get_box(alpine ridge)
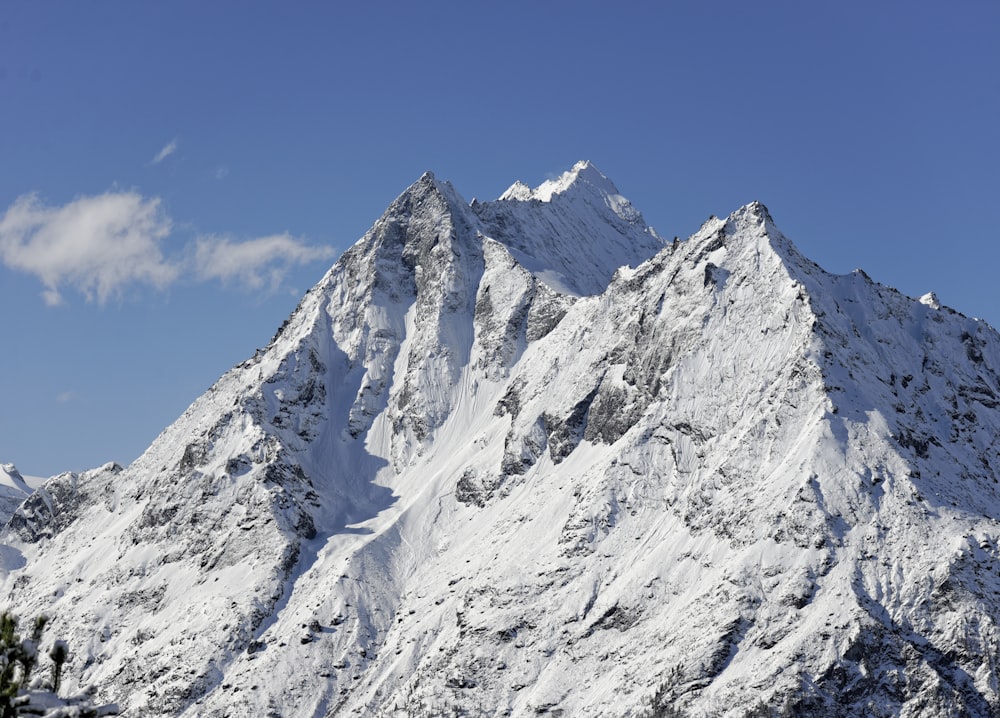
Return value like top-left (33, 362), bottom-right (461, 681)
top-left (4, 163), bottom-right (1000, 717)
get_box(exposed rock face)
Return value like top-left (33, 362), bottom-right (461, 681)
top-left (3, 164), bottom-right (1000, 717)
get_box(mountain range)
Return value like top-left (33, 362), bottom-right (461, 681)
top-left (3, 161), bottom-right (1000, 717)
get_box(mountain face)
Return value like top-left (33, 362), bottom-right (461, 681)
top-left (0, 463), bottom-right (41, 525)
top-left (3, 162), bottom-right (1000, 717)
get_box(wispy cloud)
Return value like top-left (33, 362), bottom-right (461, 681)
top-left (0, 190), bottom-right (335, 305)
top-left (151, 139), bottom-right (178, 165)
top-left (56, 391), bottom-right (76, 404)
top-left (214, 166), bottom-right (229, 180)
top-left (193, 233), bottom-right (335, 292)
top-left (0, 191), bottom-right (177, 305)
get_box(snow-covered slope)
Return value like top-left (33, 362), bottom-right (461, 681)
top-left (3, 165), bottom-right (1000, 717)
top-left (0, 462), bottom-right (40, 525)
top-left (1, 462), bottom-right (32, 496)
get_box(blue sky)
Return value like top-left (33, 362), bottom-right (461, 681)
top-left (1, 1), bottom-right (997, 476)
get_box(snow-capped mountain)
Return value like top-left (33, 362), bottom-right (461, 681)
top-left (3, 162), bottom-right (1000, 717)
top-left (0, 463), bottom-right (41, 524)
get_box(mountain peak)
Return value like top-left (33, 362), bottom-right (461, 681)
top-left (499, 160), bottom-right (621, 203)
top-left (494, 161), bottom-right (647, 247)
top-left (477, 162), bottom-right (661, 295)
top-left (534, 159), bottom-right (619, 202)
top-left (745, 199), bottom-right (772, 221)
top-left (498, 180), bottom-right (532, 201)
top-left (0, 463), bottom-right (29, 494)
top-left (724, 200), bottom-right (775, 231)
top-left (0, 462), bottom-right (33, 525)
top-left (401, 169), bottom-right (465, 207)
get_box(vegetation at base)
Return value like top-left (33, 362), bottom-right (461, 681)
top-left (1, 610), bottom-right (118, 717)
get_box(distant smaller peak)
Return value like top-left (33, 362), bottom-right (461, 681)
top-left (497, 161), bottom-right (621, 203)
top-left (920, 292), bottom-right (941, 310)
top-left (0, 462), bottom-right (30, 494)
top-left (535, 160), bottom-right (619, 202)
top-left (499, 180), bottom-right (533, 202)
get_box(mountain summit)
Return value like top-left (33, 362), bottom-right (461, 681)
top-left (4, 165), bottom-right (1000, 717)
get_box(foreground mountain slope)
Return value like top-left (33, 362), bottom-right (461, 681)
top-left (3, 165), bottom-right (1000, 717)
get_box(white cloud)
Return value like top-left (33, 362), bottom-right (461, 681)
top-left (0, 191), bottom-right (336, 304)
top-left (56, 391), bottom-right (76, 404)
top-left (193, 233), bottom-right (335, 292)
top-left (0, 191), bottom-right (177, 305)
top-left (214, 166), bottom-right (229, 180)
top-left (151, 139), bottom-right (178, 165)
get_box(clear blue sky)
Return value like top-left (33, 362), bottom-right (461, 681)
top-left (1, 1), bottom-right (997, 476)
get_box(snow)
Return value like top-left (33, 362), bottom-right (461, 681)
top-left (0, 462), bottom-right (45, 526)
top-left (523, 160), bottom-right (616, 203)
top-left (1, 462), bottom-right (36, 494)
top-left (476, 162), bottom-right (663, 296)
top-left (498, 180), bottom-right (533, 202)
top-left (3, 166), bottom-right (1000, 717)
